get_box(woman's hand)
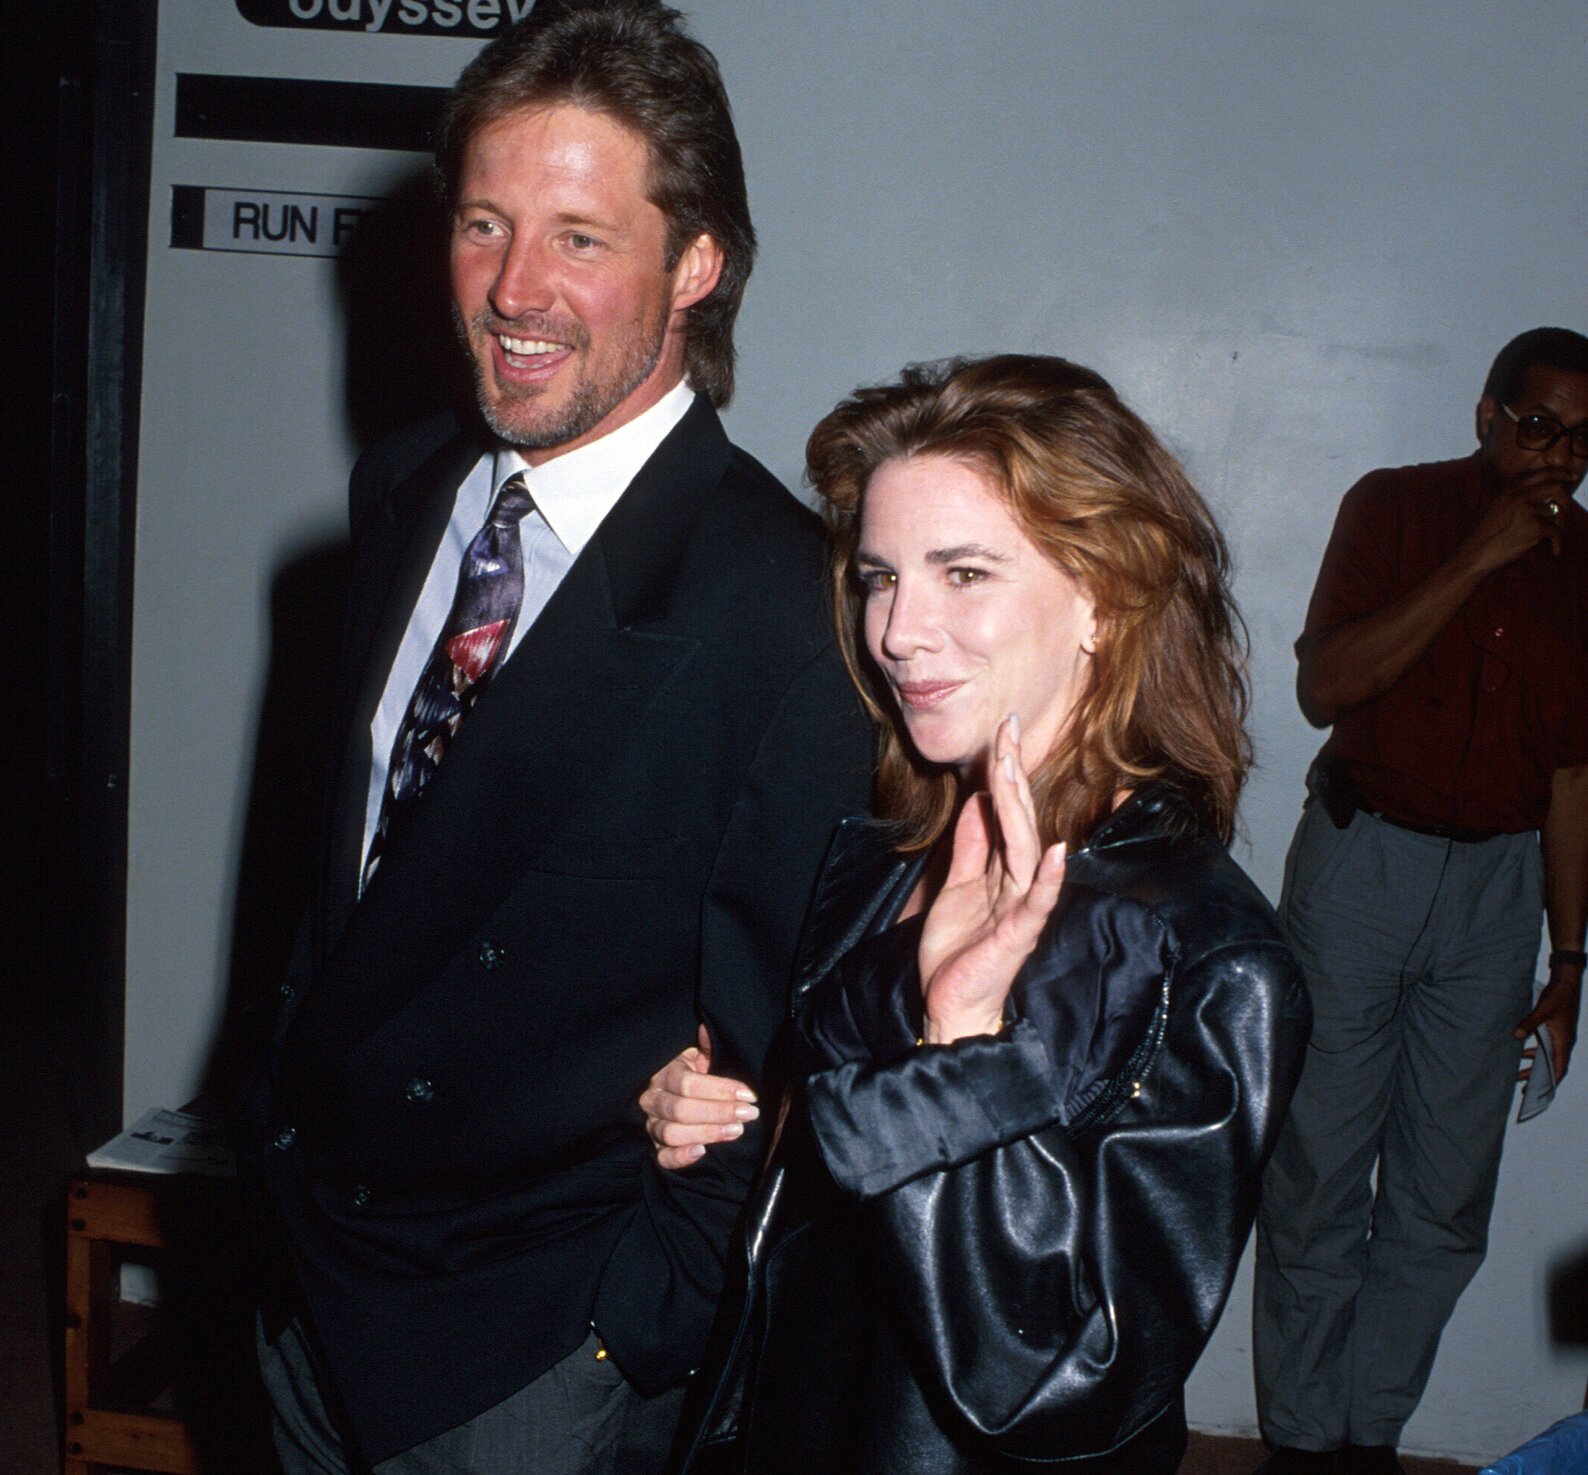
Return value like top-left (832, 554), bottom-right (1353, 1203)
top-left (637, 1025), bottom-right (760, 1169)
top-left (918, 717), bottom-right (1067, 1045)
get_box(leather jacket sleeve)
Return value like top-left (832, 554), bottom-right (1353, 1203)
top-left (797, 899), bottom-right (1309, 1464)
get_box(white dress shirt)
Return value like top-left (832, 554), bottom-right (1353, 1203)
top-left (360, 381), bottom-right (696, 868)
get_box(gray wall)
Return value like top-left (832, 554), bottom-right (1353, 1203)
top-left (126, 1), bottom-right (1587, 1462)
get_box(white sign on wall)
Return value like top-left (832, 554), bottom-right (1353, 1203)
top-left (172, 186), bottom-right (383, 257)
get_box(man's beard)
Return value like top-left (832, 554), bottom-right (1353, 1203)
top-left (456, 305), bottom-right (670, 453)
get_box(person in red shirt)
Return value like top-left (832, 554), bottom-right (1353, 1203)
top-left (1252, 327), bottom-right (1588, 1475)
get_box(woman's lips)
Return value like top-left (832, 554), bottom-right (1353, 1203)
top-left (893, 680), bottom-right (964, 711)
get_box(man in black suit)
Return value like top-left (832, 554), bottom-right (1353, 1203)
top-left (242, 6), bottom-right (872, 1472)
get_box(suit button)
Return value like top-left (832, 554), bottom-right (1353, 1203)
top-left (405, 1077), bottom-right (435, 1104)
top-left (272, 1126), bottom-right (298, 1150)
top-left (478, 940), bottom-right (505, 970)
top-left (352, 1185), bottom-right (371, 1207)
top-left (279, 982), bottom-right (296, 999)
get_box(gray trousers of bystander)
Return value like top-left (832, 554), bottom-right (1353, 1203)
top-left (1253, 800), bottom-right (1541, 1451)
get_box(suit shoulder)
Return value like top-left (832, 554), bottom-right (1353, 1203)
top-left (690, 443), bottom-right (828, 591)
top-left (353, 411), bottom-right (464, 482)
top-left (719, 444), bottom-right (823, 534)
top-left (349, 412), bottom-right (468, 516)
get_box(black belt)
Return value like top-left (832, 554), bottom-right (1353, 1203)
top-left (1359, 808), bottom-right (1504, 845)
top-left (1303, 760), bottom-right (1505, 844)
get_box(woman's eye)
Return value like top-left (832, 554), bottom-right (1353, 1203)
top-left (948, 567), bottom-right (987, 586)
top-left (858, 568), bottom-right (896, 591)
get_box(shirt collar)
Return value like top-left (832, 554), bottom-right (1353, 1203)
top-left (488, 380), bottom-right (696, 557)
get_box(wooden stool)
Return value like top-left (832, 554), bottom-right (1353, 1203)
top-left (64, 1176), bottom-right (203, 1475)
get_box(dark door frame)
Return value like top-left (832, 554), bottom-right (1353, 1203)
top-left (44, 0), bottom-right (159, 1151)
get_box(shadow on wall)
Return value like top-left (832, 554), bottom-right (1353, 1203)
top-left (203, 165), bottom-right (472, 1103)
top-left (212, 534), bottom-right (350, 1071)
top-left (1547, 1238), bottom-right (1588, 1408)
top-left (338, 164), bottom-right (474, 449)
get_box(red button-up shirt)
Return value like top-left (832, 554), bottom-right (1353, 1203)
top-left (1303, 453), bottom-right (1588, 833)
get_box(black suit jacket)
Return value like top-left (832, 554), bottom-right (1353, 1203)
top-left (242, 397), bottom-right (873, 1463)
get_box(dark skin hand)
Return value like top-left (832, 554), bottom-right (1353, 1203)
top-left (1515, 763), bottom-right (1588, 1084)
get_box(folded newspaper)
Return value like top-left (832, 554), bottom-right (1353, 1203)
top-left (86, 1107), bottom-right (236, 1177)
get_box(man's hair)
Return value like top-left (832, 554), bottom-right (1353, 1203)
top-left (807, 353), bottom-right (1252, 851)
top-left (1483, 327), bottom-right (1588, 404)
top-left (437, 0), bottom-right (755, 407)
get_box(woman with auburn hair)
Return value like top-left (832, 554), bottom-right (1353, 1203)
top-left (643, 355), bottom-right (1310, 1475)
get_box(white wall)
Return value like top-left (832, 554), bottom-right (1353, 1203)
top-left (126, 1), bottom-right (1588, 1463)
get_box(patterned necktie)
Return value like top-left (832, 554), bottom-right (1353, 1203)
top-left (362, 473), bottom-right (535, 893)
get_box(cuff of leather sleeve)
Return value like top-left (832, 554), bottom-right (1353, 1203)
top-left (805, 1019), bottom-right (1063, 1199)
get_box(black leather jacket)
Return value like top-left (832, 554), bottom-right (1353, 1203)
top-left (672, 786), bottom-right (1310, 1475)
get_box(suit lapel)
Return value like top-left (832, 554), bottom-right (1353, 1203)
top-left (595, 395), bottom-right (732, 627)
top-left (310, 398), bottom-right (730, 1051)
top-left (319, 429), bottom-right (486, 950)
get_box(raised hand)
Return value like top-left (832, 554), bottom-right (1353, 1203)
top-left (637, 1024), bottom-right (760, 1170)
top-left (918, 717), bottom-right (1067, 1045)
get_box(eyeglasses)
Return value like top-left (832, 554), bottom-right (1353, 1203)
top-left (1500, 402), bottom-right (1588, 458)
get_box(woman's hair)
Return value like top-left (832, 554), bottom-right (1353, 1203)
top-left (806, 353), bottom-right (1251, 850)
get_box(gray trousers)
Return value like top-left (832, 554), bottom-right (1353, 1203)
top-left (1253, 802), bottom-right (1540, 1450)
top-left (258, 1314), bottom-right (686, 1475)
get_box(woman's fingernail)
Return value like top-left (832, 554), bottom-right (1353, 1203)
top-left (1007, 712), bottom-right (1020, 741)
top-left (1003, 753), bottom-right (1016, 781)
top-left (723, 1122), bottom-right (745, 1139)
top-left (734, 1087), bottom-right (757, 1103)
top-left (686, 1144), bottom-right (706, 1161)
top-left (735, 1104), bottom-right (760, 1121)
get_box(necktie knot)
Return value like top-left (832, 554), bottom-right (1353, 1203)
top-left (489, 473), bottom-right (535, 528)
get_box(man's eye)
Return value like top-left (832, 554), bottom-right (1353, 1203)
top-left (461, 218), bottom-right (502, 239)
top-left (567, 233), bottom-right (600, 250)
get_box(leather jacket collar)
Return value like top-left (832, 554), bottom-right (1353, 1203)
top-left (792, 782), bottom-right (1205, 1012)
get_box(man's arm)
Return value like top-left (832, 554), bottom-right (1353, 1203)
top-left (591, 645), bottom-right (872, 1392)
top-left (1515, 763), bottom-right (1588, 1082)
top-left (1299, 484), bottom-right (1560, 728)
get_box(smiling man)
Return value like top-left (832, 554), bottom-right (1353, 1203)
top-left (241, 6), bottom-right (871, 1473)
top-left (1252, 327), bottom-right (1588, 1475)
top-left (449, 103), bottom-right (711, 456)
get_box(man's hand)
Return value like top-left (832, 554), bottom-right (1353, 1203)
top-left (1461, 481), bottom-right (1565, 567)
top-left (1515, 969), bottom-right (1582, 1084)
top-left (1531, 765), bottom-right (1588, 1086)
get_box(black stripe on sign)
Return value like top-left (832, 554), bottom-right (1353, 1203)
top-left (174, 73), bottom-right (448, 153)
top-left (170, 184), bottom-right (205, 249)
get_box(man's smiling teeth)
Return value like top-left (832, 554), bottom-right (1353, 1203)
top-left (498, 334), bottom-right (567, 355)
